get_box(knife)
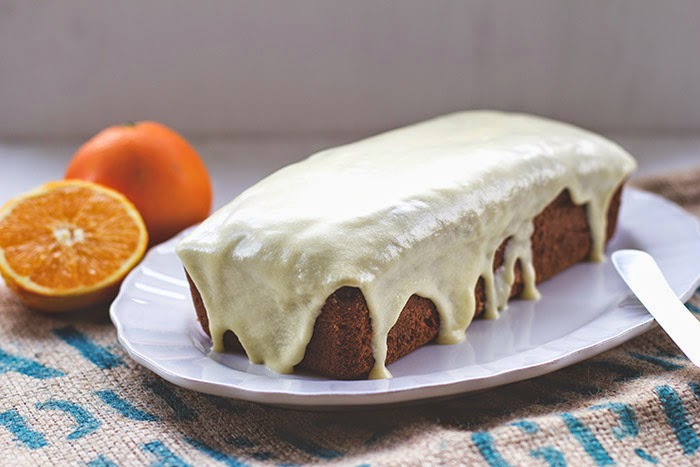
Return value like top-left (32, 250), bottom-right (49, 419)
top-left (612, 249), bottom-right (700, 368)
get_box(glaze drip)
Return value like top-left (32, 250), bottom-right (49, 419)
top-left (176, 111), bottom-right (636, 378)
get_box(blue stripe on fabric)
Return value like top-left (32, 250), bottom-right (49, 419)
top-left (87, 454), bottom-right (118, 467)
top-left (142, 440), bottom-right (191, 467)
top-left (557, 381), bottom-right (601, 396)
top-left (530, 447), bottom-right (566, 467)
top-left (204, 395), bottom-right (249, 414)
top-left (184, 437), bottom-right (250, 467)
top-left (36, 400), bottom-right (100, 440)
top-left (587, 360), bottom-right (642, 381)
top-left (250, 451), bottom-right (273, 461)
top-left (560, 413), bottom-right (613, 466)
top-left (654, 348), bottom-right (684, 359)
top-left (590, 402), bottom-right (638, 439)
top-left (0, 348), bottom-right (64, 379)
top-left (628, 352), bottom-right (684, 371)
top-left (531, 378), bottom-right (600, 400)
top-left (537, 394), bottom-right (569, 406)
top-left (145, 379), bottom-right (197, 420)
top-left (689, 382), bottom-right (700, 399)
top-left (655, 385), bottom-right (700, 455)
top-left (54, 326), bottom-right (123, 370)
top-left (96, 390), bottom-right (159, 421)
top-left (0, 409), bottom-right (48, 449)
top-left (364, 427), bottom-right (393, 446)
top-left (471, 431), bottom-right (510, 467)
top-left (228, 436), bottom-right (255, 448)
top-left (634, 448), bottom-right (659, 464)
top-left (686, 301), bottom-right (700, 315)
top-left (511, 420), bottom-right (539, 434)
top-left (279, 432), bottom-right (342, 460)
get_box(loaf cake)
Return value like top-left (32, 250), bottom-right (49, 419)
top-left (176, 111), bottom-right (636, 380)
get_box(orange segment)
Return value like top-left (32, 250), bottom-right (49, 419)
top-left (0, 180), bottom-right (148, 312)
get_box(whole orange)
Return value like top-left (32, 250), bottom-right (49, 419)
top-left (65, 121), bottom-right (212, 245)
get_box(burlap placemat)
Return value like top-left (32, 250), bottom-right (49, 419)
top-left (2, 169), bottom-right (700, 466)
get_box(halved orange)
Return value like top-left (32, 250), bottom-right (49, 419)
top-left (0, 180), bottom-right (148, 312)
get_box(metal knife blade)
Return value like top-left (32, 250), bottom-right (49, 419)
top-left (612, 249), bottom-right (700, 367)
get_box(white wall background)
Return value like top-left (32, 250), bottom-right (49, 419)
top-left (1, 1), bottom-right (700, 140)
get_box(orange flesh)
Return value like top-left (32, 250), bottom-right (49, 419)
top-left (0, 182), bottom-right (146, 293)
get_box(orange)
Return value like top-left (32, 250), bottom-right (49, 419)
top-left (65, 121), bottom-right (212, 246)
top-left (0, 180), bottom-right (148, 312)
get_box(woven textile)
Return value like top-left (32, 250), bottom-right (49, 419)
top-left (2, 170), bottom-right (700, 466)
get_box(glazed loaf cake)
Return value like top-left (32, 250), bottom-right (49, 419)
top-left (186, 188), bottom-right (622, 379)
top-left (176, 111), bottom-right (636, 380)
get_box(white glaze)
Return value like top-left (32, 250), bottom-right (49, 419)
top-left (176, 111), bottom-right (636, 378)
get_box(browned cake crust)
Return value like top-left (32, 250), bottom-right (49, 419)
top-left (187, 187), bottom-right (623, 379)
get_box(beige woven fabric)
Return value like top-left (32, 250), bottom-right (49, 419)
top-left (2, 171), bottom-right (700, 466)
top-left (632, 166), bottom-right (700, 218)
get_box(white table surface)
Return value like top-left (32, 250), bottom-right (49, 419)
top-left (1, 133), bottom-right (699, 212)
